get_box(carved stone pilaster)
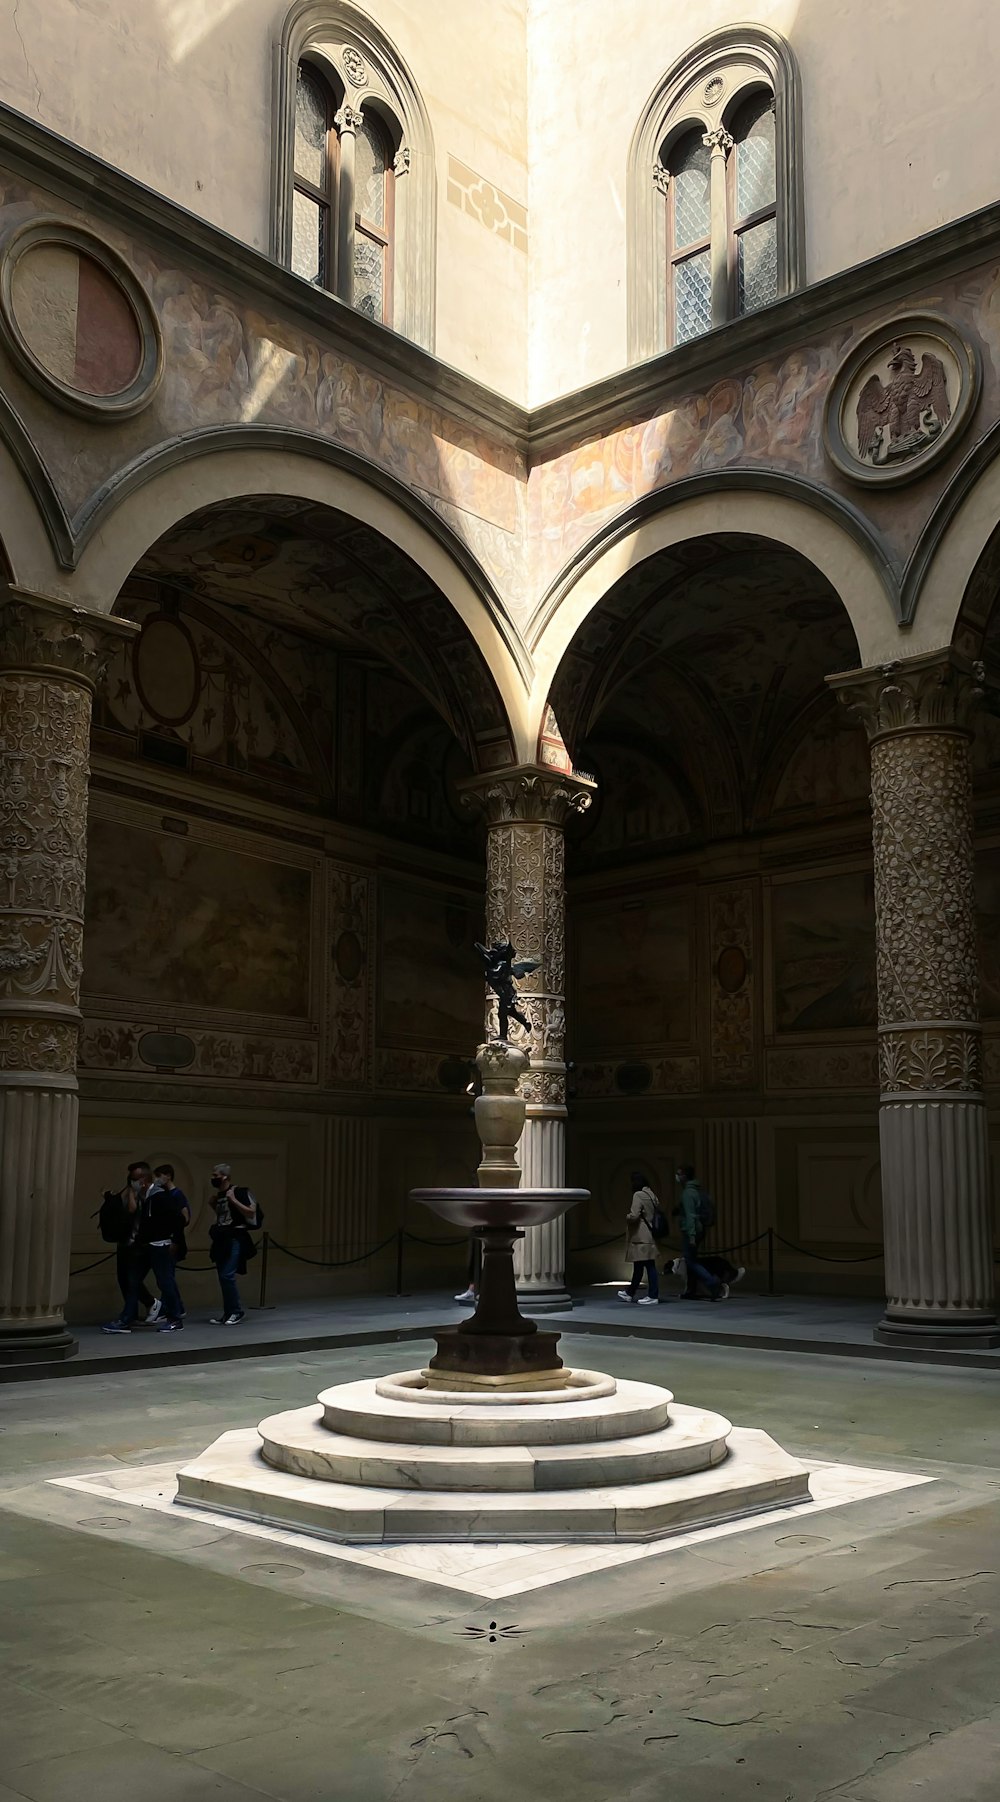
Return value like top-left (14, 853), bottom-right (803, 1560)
top-left (461, 765), bottom-right (594, 1309)
top-left (0, 593), bottom-right (134, 1362)
top-left (830, 650), bottom-right (998, 1346)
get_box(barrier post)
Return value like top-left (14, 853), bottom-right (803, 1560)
top-left (256, 1231), bottom-right (271, 1309)
top-left (767, 1225), bottom-right (775, 1296)
top-left (395, 1227), bottom-right (404, 1297)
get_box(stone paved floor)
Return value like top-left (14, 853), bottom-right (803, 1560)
top-left (27, 1287), bottom-right (997, 1384)
top-left (0, 1335), bottom-right (998, 1800)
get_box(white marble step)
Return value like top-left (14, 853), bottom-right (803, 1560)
top-left (258, 1400), bottom-right (730, 1492)
top-left (175, 1424), bottom-right (810, 1543)
top-left (318, 1375), bottom-right (673, 1447)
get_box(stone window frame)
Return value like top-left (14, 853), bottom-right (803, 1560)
top-left (272, 1), bottom-right (436, 349)
top-left (626, 26), bottom-right (803, 365)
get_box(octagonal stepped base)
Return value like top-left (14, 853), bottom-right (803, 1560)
top-left (175, 1422), bottom-right (809, 1543)
top-left (258, 1400), bottom-right (729, 1491)
top-left (320, 1373), bottom-right (669, 1446)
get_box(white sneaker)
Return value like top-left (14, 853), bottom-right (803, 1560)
top-left (145, 1299), bottom-right (162, 1324)
top-left (617, 1290), bottom-right (638, 1303)
top-left (637, 1296), bottom-right (659, 1306)
top-left (453, 1288), bottom-right (477, 1303)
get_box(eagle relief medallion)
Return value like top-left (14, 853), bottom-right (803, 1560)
top-left (824, 314), bottom-right (980, 487)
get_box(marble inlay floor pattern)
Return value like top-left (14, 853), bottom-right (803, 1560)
top-left (50, 1458), bottom-right (931, 1601)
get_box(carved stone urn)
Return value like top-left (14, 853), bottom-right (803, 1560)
top-left (474, 1039), bottom-right (528, 1187)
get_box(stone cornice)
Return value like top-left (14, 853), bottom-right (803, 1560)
top-left (4, 102), bottom-right (1000, 459)
top-left (828, 649), bottom-right (986, 741)
top-left (458, 764), bottom-right (596, 826)
top-left (0, 590), bottom-right (136, 688)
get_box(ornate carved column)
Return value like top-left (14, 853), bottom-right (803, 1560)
top-left (0, 593), bottom-right (131, 1362)
top-left (831, 650), bottom-right (999, 1347)
top-left (461, 765), bottom-right (594, 1311)
top-left (334, 103), bottom-right (362, 301)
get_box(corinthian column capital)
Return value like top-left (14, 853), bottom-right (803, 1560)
top-left (458, 763), bottom-right (595, 827)
top-left (827, 648), bottom-right (985, 742)
top-left (0, 591), bottom-right (135, 691)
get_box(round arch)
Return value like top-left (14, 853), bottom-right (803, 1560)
top-left (527, 484), bottom-right (894, 750)
top-left (68, 434), bottom-right (532, 761)
top-left (908, 430), bottom-right (1000, 652)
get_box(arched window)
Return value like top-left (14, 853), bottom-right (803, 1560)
top-left (729, 92), bottom-right (777, 318)
top-left (628, 27), bottom-right (802, 362)
top-left (273, 6), bottom-right (436, 349)
top-left (665, 130), bottom-right (712, 345)
top-left (292, 63), bottom-right (337, 290)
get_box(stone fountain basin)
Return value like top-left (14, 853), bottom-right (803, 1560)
top-left (410, 1187), bottom-right (589, 1229)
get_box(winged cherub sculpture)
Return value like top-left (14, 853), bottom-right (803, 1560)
top-left (855, 342), bottom-right (951, 466)
top-left (475, 940), bottom-right (541, 1042)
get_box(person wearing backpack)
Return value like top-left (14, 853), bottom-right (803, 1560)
top-left (675, 1166), bottom-right (728, 1302)
top-left (102, 1169), bottom-right (188, 1332)
top-left (208, 1163), bottom-right (262, 1325)
top-left (618, 1170), bottom-right (662, 1305)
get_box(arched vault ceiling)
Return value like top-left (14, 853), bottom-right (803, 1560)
top-left (127, 495), bottom-right (511, 760)
top-left (550, 534), bottom-right (857, 773)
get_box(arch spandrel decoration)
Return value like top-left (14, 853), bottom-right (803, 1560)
top-left (627, 25), bottom-right (803, 364)
top-left (272, 1), bottom-right (436, 349)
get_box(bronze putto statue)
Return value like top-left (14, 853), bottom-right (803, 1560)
top-left (474, 940), bottom-right (540, 1042)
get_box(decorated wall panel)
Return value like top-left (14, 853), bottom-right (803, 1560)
top-left (768, 869), bottom-right (877, 1035)
top-left (572, 890), bottom-right (694, 1056)
top-left (376, 878), bottom-right (483, 1058)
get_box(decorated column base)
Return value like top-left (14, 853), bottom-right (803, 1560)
top-left (0, 1081), bottom-right (80, 1363)
top-left (875, 1096), bottom-right (999, 1348)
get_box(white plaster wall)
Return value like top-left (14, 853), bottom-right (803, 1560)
top-left (527, 0), bottom-right (1000, 402)
top-left (0, 0), bottom-right (529, 397)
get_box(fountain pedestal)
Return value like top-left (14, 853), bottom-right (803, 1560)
top-left (412, 1039), bottom-right (586, 1389)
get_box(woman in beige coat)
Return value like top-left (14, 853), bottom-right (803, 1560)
top-left (618, 1169), bottom-right (660, 1304)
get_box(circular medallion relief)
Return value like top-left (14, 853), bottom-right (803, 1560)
top-left (342, 45), bottom-right (369, 86)
top-left (334, 930), bottom-right (365, 983)
top-left (134, 616), bottom-right (200, 726)
top-left (0, 219), bottom-right (162, 418)
top-left (824, 313), bottom-right (980, 487)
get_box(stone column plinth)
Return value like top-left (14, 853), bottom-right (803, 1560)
top-left (0, 593), bottom-right (132, 1363)
top-left (461, 765), bottom-right (594, 1311)
top-left (831, 650), bottom-right (999, 1348)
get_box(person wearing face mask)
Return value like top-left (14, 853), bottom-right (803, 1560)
top-left (99, 1161), bottom-right (162, 1326)
top-left (208, 1163), bottom-right (261, 1325)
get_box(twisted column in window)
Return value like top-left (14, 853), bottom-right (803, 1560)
top-left (461, 766), bottom-right (594, 1311)
top-left (831, 650), bottom-right (999, 1347)
top-left (0, 594), bottom-right (133, 1363)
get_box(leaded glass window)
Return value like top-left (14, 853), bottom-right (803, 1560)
top-left (289, 62), bottom-right (395, 325)
top-left (730, 92), bottom-right (777, 316)
top-left (665, 130), bottom-right (713, 347)
top-left (353, 111), bottom-right (393, 326)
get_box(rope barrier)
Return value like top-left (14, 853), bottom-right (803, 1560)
top-left (403, 1230), bottom-right (468, 1248)
top-left (68, 1251), bottom-right (116, 1276)
top-left (266, 1231), bottom-right (398, 1270)
top-left (772, 1232), bottom-right (884, 1264)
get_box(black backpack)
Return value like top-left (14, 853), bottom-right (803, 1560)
top-left (651, 1200), bottom-right (668, 1238)
top-left (696, 1188), bottom-right (716, 1233)
top-left (98, 1191), bottom-right (128, 1243)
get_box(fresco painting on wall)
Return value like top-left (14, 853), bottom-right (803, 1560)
top-left (574, 894), bottom-right (692, 1053)
top-left (84, 819), bottom-right (312, 1018)
top-left (771, 872), bottom-right (877, 1033)
top-left (378, 880), bottom-right (483, 1051)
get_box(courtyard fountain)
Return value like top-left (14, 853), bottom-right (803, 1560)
top-left (176, 948), bottom-right (810, 1543)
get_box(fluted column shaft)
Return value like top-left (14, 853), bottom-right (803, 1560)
top-left (0, 593), bottom-right (132, 1362)
top-left (831, 650), bottom-right (999, 1347)
top-left (461, 765), bottom-right (594, 1310)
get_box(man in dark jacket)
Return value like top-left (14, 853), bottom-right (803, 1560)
top-left (102, 1171), bottom-right (188, 1332)
top-left (674, 1166), bottom-right (727, 1301)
